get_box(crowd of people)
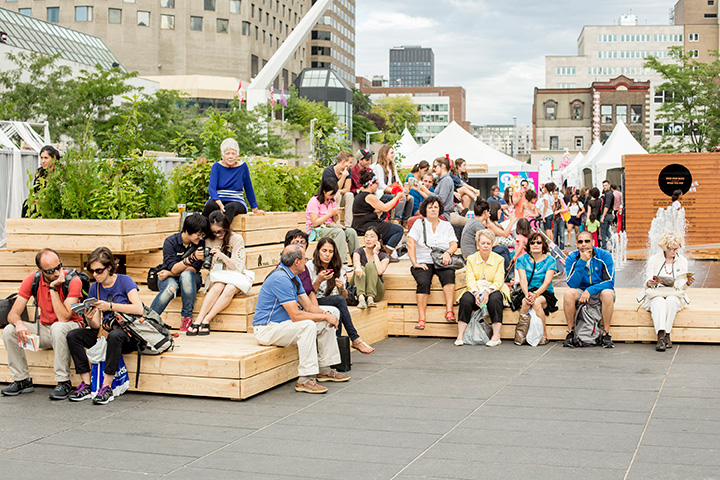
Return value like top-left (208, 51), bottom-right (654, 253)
top-left (2, 140), bottom-right (694, 403)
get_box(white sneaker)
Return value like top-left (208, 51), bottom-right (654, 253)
top-left (454, 339), bottom-right (463, 346)
top-left (486, 339), bottom-right (502, 347)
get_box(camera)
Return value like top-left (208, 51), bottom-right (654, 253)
top-left (202, 246), bottom-right (214, 269)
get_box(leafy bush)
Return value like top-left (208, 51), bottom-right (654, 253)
top-left (169, 158), bottom-right (322, 213)
top-left (28, 150), bottom-right (173, 219)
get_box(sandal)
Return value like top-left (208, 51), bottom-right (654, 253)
top-left (538, 337), bottom-right (548, 345)
top-left (186, 323), bottom-right (200, 336)
top-left (445, 311), bottom-right (456, 323)
top-left (353, 339), bottom-right (375, 354)
top-left (415, 319), bottom-right (426, 330)
top-left (367, 297), bottom-right (377, 308)
top-left (198, 323), bottom-right (211, 336)
top-left (358, 295), bottom-right (367, 309)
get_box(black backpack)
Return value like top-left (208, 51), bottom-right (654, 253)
top-left (31, 269), bottom-right (91, 301)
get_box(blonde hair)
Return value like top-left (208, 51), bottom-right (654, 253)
top-left (657, 231), bottom-right (683, 251)
top-left (476, 229), bottom-right (496, 245)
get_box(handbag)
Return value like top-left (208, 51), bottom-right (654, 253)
top-left (510, 260), bottom-right (535, 311)
top-left (0, 293), bottom-right (28, 328)
top-left (514, 313), bottom-right (531, 345)
top-left (422, 219), bottom-right (465, 270)
top-left (345, 283), bottom-right (359, 307)
top-left (147, 264), bottom-right (163, 292)
top-left (332, 335), bottom-right (352, 372)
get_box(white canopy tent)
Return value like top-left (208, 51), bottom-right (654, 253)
top-left (560, 152), bottom-right (583, 187)
top-left (565, 139), bottom-right (603, 188)
top-left (400, 121), bottom-right (528, 174)
top-left (394, 127), bottom-right (419, 159)
top-left (589, 121), bottom-right (647, 187)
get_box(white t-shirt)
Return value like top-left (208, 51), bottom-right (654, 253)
top-left (408, 218), bottom-right (458, 264)
top-left (305, 261), bottom-right (348, 298)
top-left (371, 163), bottom-right (397, 199)
top-left (539, 193), bottom-right (554, 217)
top-left (569, 203), bottom-right (580, 216)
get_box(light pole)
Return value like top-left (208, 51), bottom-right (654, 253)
top-left (366, 130), bottom-right (382, 150)
top-left (309, 118), bottom-right (317, 162)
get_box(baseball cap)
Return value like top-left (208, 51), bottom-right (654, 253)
top-left (355, 149), bottom-right (374, 161)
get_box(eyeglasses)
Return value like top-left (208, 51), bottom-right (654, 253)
top-left (577, 239), bottom-right (593, 244)
top-left (529, 241), bottom-right (543, 245)
top-left (42, 262), bottom-right (62, 275)
top-left (211, 228), bottom-right (226, 237)
top-left (290, 239), bottom-right (307, 247)
top-left (88, 266), bottom-right (109, 275)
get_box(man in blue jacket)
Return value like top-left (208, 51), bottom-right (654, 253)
top-left (563, 230), bottom-right (615, 348)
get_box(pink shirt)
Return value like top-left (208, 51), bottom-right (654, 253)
top-left (305, 196), bottom-right (337, 233)
top-left (613, 190), bottom-right (622, 211)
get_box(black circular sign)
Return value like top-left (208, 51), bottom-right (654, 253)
top-left (657, 164), bottom-right (692, 197)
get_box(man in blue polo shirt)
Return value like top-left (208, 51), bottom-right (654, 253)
top-left (253, 244), bottom-right (349, 394)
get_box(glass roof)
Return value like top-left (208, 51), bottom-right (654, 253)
top-left (298, 68), bottom-right (350, 90)
top-left (0, 7), bottom-right (124, 71)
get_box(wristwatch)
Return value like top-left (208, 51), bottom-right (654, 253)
top-left (48, 286), bottom-right (58, 291)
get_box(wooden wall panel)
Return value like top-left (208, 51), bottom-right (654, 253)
top-left (624, 153), bottom-right (720, 251)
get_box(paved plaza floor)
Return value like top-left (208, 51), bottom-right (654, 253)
top-left (2, 335), bottom-right (719, 479)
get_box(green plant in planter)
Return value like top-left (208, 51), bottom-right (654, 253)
top-left (169, 158), bottom-right (215, 212)
top-left (28, 150), bottom-right (172, 219)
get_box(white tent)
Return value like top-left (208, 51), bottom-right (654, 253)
top-left (400, 121), bottom-right (528, 174)
top-left (589, 121), bottom-right (647, 186)
top-left (560, 152), bottom-right (583, 187)
top-left (394, 127), bottom-right (419, 159)
top-left (566, 139), bottom-right (603, 188)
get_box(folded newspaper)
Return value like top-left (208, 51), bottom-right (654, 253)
top-left (70, 297), bottom-right (98, 316)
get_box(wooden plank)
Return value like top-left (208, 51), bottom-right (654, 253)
top-left (7, 234), bottom-right (123, 252)
top-left (120, 217), bottom-right (180, 235)
top-left (240, 360), bottom-right (299, 399)
top-left (241, 228), bottom-right (290, 247)
top-left (162, 313), bottom-right (249, 332)
top-left (231, 212), bottom-right (300, 232)
top-left (0, 250), bottom-right (84, 266)
top-left (384, 286), bottom-right (464, 305)
top-left (6, 218), bottom-right (124, 235)
top-left (245, 244), bottom-right (283, 269)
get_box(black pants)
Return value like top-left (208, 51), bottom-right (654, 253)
top-left (410, 264), bottom-right (455, 294)
top-left (202, 200), bottom-right (248, 223)
top-left (317, 294), bottom-right (359, 341)
top-left (458, 290), bottom-right (504, 324)
top-left (67, 328), bottom-right (138, 376)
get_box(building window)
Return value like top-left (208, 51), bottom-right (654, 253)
top-left (108, 8), bottom-right (122, 24)
top-left (705, 13), bottom-right (718, 18)
top-left (217, 18), bottom-right (229, 33)
top-left (616, 105), bottom-right (628, 124)
top-left (204, 0), bottom-right (215, 11)
top-left (161, 14), bottom-right (175, 30)
top-left (601, 105), bottom-right (613, 124)
top-left (160, 0), bottom-right (174, 7)
top-left (550, 136), bottom-right (559, 150)
top-left (18, 8), bottom-right (31, 16)
top-left (601, 131), bottom-right (611, 143)
top-left (312, 30), bottom-right (331, 41)
top-left (709, 0), bottom-right (715, 5)
top-left (689, 33), bottom-right (699, 42)
top-left (544, 100), bottom-right (557, 120)
top-left (242, 21), bottom-right (250, 35)
top-left (571, 100), bottom-right (584, 120)
top-left (47, 7), bottom-right (59, 23)
top-left (575, 137), bottom-right (584, 150)
top-left (255, 25), bottom-right (258, 39)
top-left (230, 0), bottom-right (241, 13)
top-left (137, 11), bottom-right (150, 26)
top-left (630, 105), bottom-right (642, 124)
top-left (190, 16), bottom-right (203, 31)
top-left (75, 6), bottom-right (93, 22)
top-left (688, 49), bottom-right (699, 57)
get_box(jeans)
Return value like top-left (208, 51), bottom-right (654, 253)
top-left (150, 270), bottom-right (203, 318)
top-left (492, 245), bottom-right (513, 283)
top-left (384, 223), bottom-right (404, 248)
top-left (553, 218), bottom-right (565, 249)
top-left (317, 294), bottom-right (359, 341)
top-left (600, 212), bottom-right (614, 250)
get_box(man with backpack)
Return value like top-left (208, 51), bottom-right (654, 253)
top-left (253, 244), bottom-right (348, 394)
top-left (1, 248), bottom-right (85, 399)
top-left (563, 231), bottom-right (616, 348)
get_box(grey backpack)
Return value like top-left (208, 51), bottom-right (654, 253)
top-left (572, 298), bottom-right (603, 347)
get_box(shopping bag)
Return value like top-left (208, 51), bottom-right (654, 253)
top-left (91, 356), bottom-right (130, 398)
top-left (526, 309), bottom-right (544, 347)
top-left (462, 307), bottom-right (490, 345)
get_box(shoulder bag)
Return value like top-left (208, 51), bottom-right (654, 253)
top-left (422, 219), bottom-right (465, 270)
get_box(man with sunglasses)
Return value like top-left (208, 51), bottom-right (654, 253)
top-left (563, 231), bottom-right (616, 348)
top-left (2, 249), bottom-right (83, 398)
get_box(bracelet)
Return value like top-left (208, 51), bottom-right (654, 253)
top-left (109, 302), bottom-right (113, 311)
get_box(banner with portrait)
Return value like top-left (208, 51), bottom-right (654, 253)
top-left (498, 172), bottom-right (539, 194)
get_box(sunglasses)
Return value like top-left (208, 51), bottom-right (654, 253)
top-left (42, 262), bottom-right (62, 275)
top-left (211, 228), bottom-right (226, 236)
top-left (88, 265), bottom-right (109, 275)
top-left (529, 241), bottom-right (543, 245)
top-left (577, 239), bottom-right (593, 244)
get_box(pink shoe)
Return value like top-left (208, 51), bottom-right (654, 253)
top-left (179, 316), bottom-right (192, 332)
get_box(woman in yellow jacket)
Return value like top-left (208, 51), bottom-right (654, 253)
top-left (455, 229), bottom-right (510, 346)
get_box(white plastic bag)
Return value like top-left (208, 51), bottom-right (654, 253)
top-left (86, 336), bottom-right (107, 364)
top-left (462, 307), bottom-right (490, 345)
top-left (526, 309), bottom-right (544, 347)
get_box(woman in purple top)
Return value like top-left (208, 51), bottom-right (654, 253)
top-left (202, 138), bottom-right (264, 223)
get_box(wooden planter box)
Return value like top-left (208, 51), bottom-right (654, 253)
top-left (5, 217), bottom-right (181, 254)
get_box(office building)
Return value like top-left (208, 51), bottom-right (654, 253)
top-left (310, 0), bottom-right (355, 85)
top-left (4, 0), bottom-right (313, 87)
top-left (472, 124), bottom-right (532, 158)
top-left (357, 76), bottom-right (468, 144)
top-left (389, 45), bottom-right (434, 87)
top-left (673, 0), bottom-right (719, 63)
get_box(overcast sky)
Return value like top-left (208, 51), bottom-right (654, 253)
top-left (355, 0), bottom-right (673, 126)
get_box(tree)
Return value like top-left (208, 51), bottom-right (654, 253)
top-left (283, 86), bottom-right (338, 136)
top-left (352, 88), bottom-right (372, 115)
top-left (645, 46), bottom-right (720, 152)
top-left (371, 95), bottom-right (420, 145)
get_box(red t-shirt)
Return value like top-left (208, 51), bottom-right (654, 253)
top-left (350, 164), bottom-right (368, 194)
top-left (18, 270), bottom-right (83, 325)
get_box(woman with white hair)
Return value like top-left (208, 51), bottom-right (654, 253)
top-left (642, 231), bottom-right (695, 351)
top-left (202, 138), bottom-right (264, 222)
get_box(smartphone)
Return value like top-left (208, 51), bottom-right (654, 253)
top-left (326, 269), bottom-right (333, 273)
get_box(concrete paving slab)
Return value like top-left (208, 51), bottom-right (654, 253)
top-left (0, 458), bottom-right (161, 480)
top-left (633, 445), bottom-right (720, 466)
top-left (626, 462), bottom-right (720, 480)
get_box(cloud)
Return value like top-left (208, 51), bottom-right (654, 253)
top-left (357, 12), bottom-right (437, 32)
